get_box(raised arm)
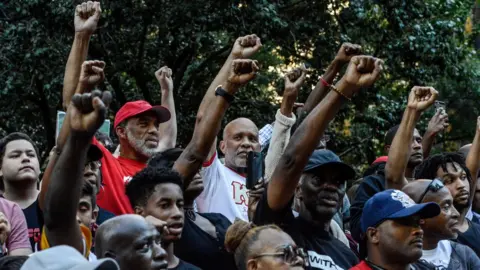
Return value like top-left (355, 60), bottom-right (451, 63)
top-left (63, 1), bottom-right (101, 109)
top-left (466, 117), bottom-right (480, 181)
top-left (40, 61), bottom-right (105, 210)
top-left (198, 35), bottom-right (262, 161)
top-left (155, 66), bottom-right (177, 151)
top-left (174, 60), bottom-right (259, 183)
top-left (264, 67), bottom-right (306, 181)
top-left (268, 56), bottom-right (383, 210)
top-left (422, 110), bottom-right (448, 158)
top-left (301, 43), bottom-right (361, 114)
top-left (44, 90), bottom-right (111, 253)
top-left (385, 87), bottom-right (438, 190)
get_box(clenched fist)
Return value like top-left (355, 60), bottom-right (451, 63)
top-left (284, 66), bottom-right (307, 98)
top-left (78, 60), bottom-right (105, 90)
top-left (340, 56), bottom-right (383, 95)
top-left (226, 59), bottom-right (259, 92)
top-left (231, 34), bottom-right (262, 59)
top-left (70, 90), bottom-right (112, 136)
top-left (335, 43), bottom-right (362, 64)
top-left (155, 66), bottom-right (173, 92)
top-left (75, 1), bottom-right (101, 34)
top-left (407, 86), bottom-right (438, 112)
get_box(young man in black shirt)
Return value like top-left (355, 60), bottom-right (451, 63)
top-left (254, 55), bottom-right (384, 269)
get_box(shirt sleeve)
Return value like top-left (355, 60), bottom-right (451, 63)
top-left (253, 187), bottom-right (293, 226)
top-left (200, 152), bottom-right (221, 196)
top-left (5, 203), bottom-right (31, 252)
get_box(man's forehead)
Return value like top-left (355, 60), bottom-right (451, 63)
top-left (413, 129), bottom-right (422, 138)
top-left (5, 140), bottom-right (35, 152)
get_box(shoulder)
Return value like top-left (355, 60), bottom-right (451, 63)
top-left (198, 212), bottom-right (231, 226)
top-left (179, 260), bottom-right (201, 270)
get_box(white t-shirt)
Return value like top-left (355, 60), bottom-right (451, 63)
top-left (196, 152), bottom-right (249, 222)
top-left (421, 240), bottom-right (452, 269)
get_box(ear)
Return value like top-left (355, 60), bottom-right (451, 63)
top-left (219, 140), bottom-right (226, 155)
top-left (92, 206), bottom-right (99, 224)
top-left (134, 206), bottom-right (145, 216)
top-left (295, 184), bottom-right (303, 201)
top-left (367, 228), bottom-right (380, 244)
top-left (246, 259), bottom-right (258, 270)
top-left (104, 250), bottom-right (117, 259)
top-left (115, 125), bottom-right (127, 140)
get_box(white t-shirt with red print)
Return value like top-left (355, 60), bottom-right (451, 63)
top-left (196, 152), bottom-right (249, 222)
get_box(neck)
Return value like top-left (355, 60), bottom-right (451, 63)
top-left (3, 180), bottom-right (38, 208)
top-left (422, 234), bottom-right (441, 250)
top-left (298, 208), bottom-right (331, 231)
top-left (405, 167), bottom-right (414, 179)
top-left (185, 201), bottom-right (194, 208)
top-left (368, 251), bottom-right (411, 270)
top-left (119, 142), bottom-right (149, 163)
top-left (165, 242), bottom-right (179, 268)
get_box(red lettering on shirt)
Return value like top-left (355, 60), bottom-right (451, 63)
top-left (28, 228), bottom-right (41, 243)
top-left (231, 181), bottom-right (249, 206)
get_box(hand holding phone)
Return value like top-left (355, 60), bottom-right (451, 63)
top-left (246, 151), bottom-right (263, 190)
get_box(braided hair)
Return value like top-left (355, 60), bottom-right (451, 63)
top-left (414, 152), bottom-right (472, 182)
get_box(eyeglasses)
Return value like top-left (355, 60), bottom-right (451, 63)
top-left (417, 178), bottom-right (444, 203)
top-left (252, 245), bottom-right (309, 267)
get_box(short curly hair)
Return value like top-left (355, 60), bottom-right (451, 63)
top-left (125, 166), bottom-right (183, 208)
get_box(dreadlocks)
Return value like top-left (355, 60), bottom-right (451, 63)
top-left (414, 152), bottom-right (472, 184)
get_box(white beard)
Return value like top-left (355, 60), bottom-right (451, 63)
top-left (126, 129), bottom-right (158, 158)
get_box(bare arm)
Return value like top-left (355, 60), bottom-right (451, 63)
top-left (199, 35), bottom-right (262, 160)
top-left (155, 67), bottom-right (177, 151)
top-left (301, 43), bottom-right (361, 114)
top-left (174, 60), bottom-right (258, 183)
top-left (268, 56), bottom-right (383, 210)
top-left (62, 1), bottom-right (101, 109)
top-left (44, 90), bottom-right (110, 253)
top-left (466, 117), bottom-right (480, 184)
top-left (385, 87), bottom-right (438, 190)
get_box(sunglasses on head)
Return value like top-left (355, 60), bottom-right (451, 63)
top-left (417, 178), bottom-right (444, 203)
top-left (252, 245), bottom-right (309, 267)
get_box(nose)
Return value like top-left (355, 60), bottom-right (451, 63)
top-left (291, 255), bottom-right (305, 267)
top-left (412, 225), bottom-right (424, 238)
top-left (147, 122), bottom-right (159, 134)
top-left (21, 153), bottom-right (31, 163)
top-left (412, 139), bottom-right (421, 150)
top-left (152, 242), bottom-right (168, 263)
top-left (76, 215), bottom-right (82, 224)
top-left (454, 177), bottom-right (467, 190)
top-left (171, 204), bottom-right (183, 221)
top-left (451, 205), bottom-right (461, 219)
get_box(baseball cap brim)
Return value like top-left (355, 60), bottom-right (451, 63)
top-left (387, 201), bottom-right (440, 221)
top-left (140, 105), bottom-right (171, 124)
top-left (305, 161), bottom-right (355, 181)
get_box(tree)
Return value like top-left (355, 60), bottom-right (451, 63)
top-left (1, 0), bottom-right (478, 175)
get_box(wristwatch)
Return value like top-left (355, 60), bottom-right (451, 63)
top-left (215, 85), bottom-right (235, 104)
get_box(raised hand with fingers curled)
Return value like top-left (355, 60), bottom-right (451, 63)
top-left (70, 90), bottom-right (112, 137)
top-left (407, 86), bottom-right (438, 112)
top-left (225, 59), bottom-right (259, 93)
top-left (77, 60), bottom-right (105, 93)
top-left (231, 34), bottom-right (263, 59)
top-left (75, 1), bottom-right (102, 34)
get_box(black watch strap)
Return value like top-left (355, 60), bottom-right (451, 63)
top-left (215, 86), bottom-right (235, 103)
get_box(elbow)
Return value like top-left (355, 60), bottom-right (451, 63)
top-left (195, 111), bottom-right (204, 126)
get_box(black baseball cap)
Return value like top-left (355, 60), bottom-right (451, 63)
top-left (303, 149), bottom-right (355, 180)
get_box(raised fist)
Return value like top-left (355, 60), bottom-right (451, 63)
top-left (335, 43), bottom-right (362, 64)
top-left (284, 66), bottom-right (307, 97)
top-left (231, 34), bottom-right (262, 59)
top-left (342, 55), bottom-right (383, 90)
top-left (79, 60), bottom-right (105, 89)
top-left (155, 66), bottom-right (173, 92)
top-left (407, 86), bottom-right (438, 112)
top-left (75, 1), bottom-right (101, 34)
top-left (0, 212), bottom-right (10, 245)
top-left (69, 90), bottom-right (111, 136)
top-left (226, 59), bottom-right (259, 91)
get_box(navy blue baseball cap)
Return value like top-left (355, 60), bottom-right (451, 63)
top-left (303, 149), bottom-right (355, 180)
top-left (361, 189), bottom-right (441, 233)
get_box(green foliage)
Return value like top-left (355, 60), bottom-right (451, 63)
top-left (1, 0), bottom-right (479, 175)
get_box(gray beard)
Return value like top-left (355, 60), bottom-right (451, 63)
top-left (126, 129), bottom-right (158, 158)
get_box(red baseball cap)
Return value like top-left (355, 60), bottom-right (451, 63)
top-left (114, 100), bottom-right (171, 128)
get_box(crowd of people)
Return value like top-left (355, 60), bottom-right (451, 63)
top-left (0, 2), bottom-right (479, 270)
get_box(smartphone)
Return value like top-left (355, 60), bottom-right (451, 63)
top-left (246, 151), bottom-right (263, 190)
top-left (435, 101), bottom-right (446, 114)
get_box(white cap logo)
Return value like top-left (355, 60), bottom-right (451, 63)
top-left (391, 190), bottom-right (415, 208)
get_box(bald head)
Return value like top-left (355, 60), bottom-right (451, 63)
top-left (458, 144), bottom-right (471, 159)
top-left (220, 118), bottom-right (260, 170)
top-left (402, 180), bottom-right (433, 203)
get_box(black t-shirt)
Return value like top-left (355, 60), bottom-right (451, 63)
top-left (254, 189), bottom-right (359, 270)
top-left (168, 260), bottom-right (201, 270)
top-left (456, 220), bottom-right (480, 257)
top-left (350, 173), bottom-right (385, 242)
top-left (174, 212), bottom-right (235, 270)
top-left (22, 198), bottom-right (43, 251)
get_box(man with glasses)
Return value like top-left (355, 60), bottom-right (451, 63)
top-left (352, 189), bottom-right (440, 270)
top-left (403, 179), bottom-right (480, 269)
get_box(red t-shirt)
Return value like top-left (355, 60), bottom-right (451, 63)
top-left (350, 261), bottom-right (372, 270)
top-left (93, 138), bottom-right (146, 215)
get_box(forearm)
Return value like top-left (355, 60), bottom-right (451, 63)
top-left (268, 81), bottom-right (350, 210)
top-left (197, 54), bottom-right (234, 116)
top-left (466, 127), bottom-right (480, 180)
top-left (174, 94), bottom-right (230, 182)
top-left (39, 150), bottom-right (58, 210)
top-left (63, 33), bottom-right (91, 110)
top-left (45, 133), bottom-right (90, 227)
top-left (302, 59), bottom-right (343, 113)
top-left (385, 107), bottom-right (419, 190)
top-left (264, 109), bottom-right (296, 181)
top-left (157, 90), bottom-right (177, 151)
top-left (422, 131), bottom-right (436, 158)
